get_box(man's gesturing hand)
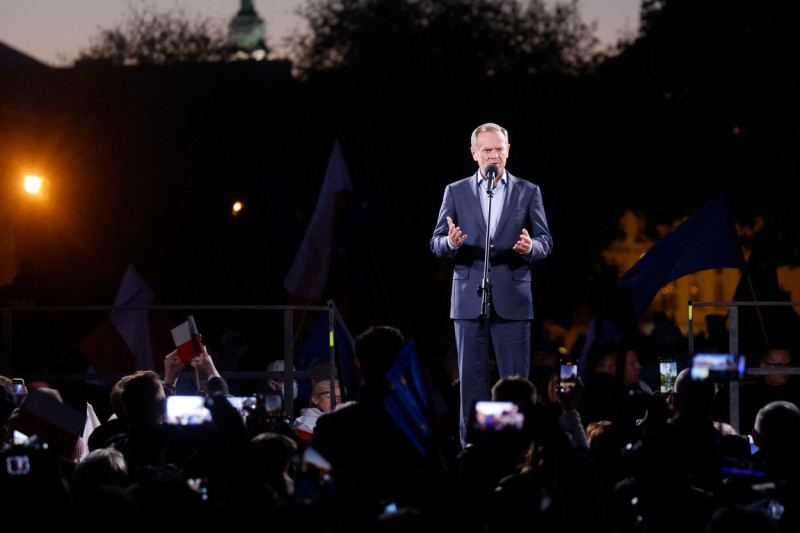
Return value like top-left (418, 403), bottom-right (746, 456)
top-left (447, 216), bottom-right (467, 248)
top-left (513, 228), bottom-right (532, 253)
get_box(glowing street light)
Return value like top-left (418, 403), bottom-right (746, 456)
top-left (23, 175), bottom-right (43, 194)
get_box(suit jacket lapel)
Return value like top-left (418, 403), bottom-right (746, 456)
top-left (466, 172), bottom-right (487, 239)
top-left (491, 172), bottom-right (515, 237)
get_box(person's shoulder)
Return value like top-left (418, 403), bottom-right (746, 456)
top-left (292, 418), bottom-right (314, 433)
top-left (449, 174), bottom-right (476, 189)
top-left (310, 402), bottom-right (361, 448)
top-left (635, 380), bottom-right (654, 395)
top-left (585, 372), bottom-right (616, 387)
top-left (87, 418), bottom-right (129, 450)
top-left (506, 171), bottom-right (536, 186)
top-left (314, 401), bottom-right (359, 426)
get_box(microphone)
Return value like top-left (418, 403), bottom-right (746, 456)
top-left (485, 164), bottom-right (498, 190)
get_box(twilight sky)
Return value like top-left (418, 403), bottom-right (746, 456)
top-left (1, 0), bottom-right (642, 66)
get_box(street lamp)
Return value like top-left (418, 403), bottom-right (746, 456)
top-left (23, 175), bottom-right (43, 195)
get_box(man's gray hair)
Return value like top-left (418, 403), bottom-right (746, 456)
top-left (471, 123), bottom-right (509, 148)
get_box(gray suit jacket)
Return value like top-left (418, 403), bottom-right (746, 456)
top-left (430, 171), bottom-right (553, 320)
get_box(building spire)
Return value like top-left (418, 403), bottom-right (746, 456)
top-left (228, 0), bottom-right (267, 60)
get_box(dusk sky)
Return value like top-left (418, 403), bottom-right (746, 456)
top-left (1, 0), bottom-right (642, 66)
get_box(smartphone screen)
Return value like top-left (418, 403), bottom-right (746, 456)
top-left (165, 395), bottom-right (255, 425)
top-left (165, 395), bottom-right (212, 425)
top-left (659, 360), bottom-right (677, 393)
top-left (12, 378), bottom-right (25, 395)
top-left (473, 400), bottom-right (524, 431)
top-left (559, 361), bottom-right (578, 394)
top-left (690, 353), bottom-right (746, 381)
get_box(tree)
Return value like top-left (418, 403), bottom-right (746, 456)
top-left (76, 1), bottom-right (229, 66)
top-left (287, 0), bottom-right (602, 80)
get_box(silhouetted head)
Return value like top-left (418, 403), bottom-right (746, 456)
top-left (120, 371), bottom-right (165, 425)
top-left (673, 367), bottom-right (715, 417)
top-left (354, 325), bottom-right (405, 385)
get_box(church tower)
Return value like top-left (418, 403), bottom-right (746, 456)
top-left (228, 0), bottom-right (268, 60)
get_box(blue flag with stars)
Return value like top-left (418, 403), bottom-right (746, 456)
top-left (383, 340), bottom-right (433, 455)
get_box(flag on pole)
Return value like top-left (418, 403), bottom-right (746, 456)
top-left (599, 189), bottom-right (748, 342)
top-left (78, 264), bottom-right (174, 385)
top-left (383, 340), bottom-right (433, 455)
top-left (283, 139), bottom-right (353, 301)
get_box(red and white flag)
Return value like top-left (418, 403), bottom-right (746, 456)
top-left (171, 316), bottom-right (201, 364)
top-left (283, 138), bottom-right (353, 301)
top-left (78, 264), bottom-right (175, 385)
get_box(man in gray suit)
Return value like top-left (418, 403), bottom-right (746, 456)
top-left (431, 122), bottom-right (553, 448)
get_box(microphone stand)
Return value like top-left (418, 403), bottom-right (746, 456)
top-left (477, 173), bottom-right (495, 395)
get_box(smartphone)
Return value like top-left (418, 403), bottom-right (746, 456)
top-left (165, 395), bottom-right (254, 425)
top-left (659, 359), bottom-right (677, 393)
top-left (690, 353), bottom-right (746, 382)
top-left (472, 400), bottom-right (524, 431)
top-left (165, 395), bottom-right (212, 425)
top-left (12, 378), bottom-right (25, 395)
top-left (559, 360), bottom-right (578, 394)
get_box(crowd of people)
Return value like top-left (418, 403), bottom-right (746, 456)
top-left (0, 320), bottom-right (798, 533)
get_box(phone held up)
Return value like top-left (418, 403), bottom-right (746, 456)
top-left (690, 353), bottom-right (746, 382)
top-left (659, 358), bottom-right (678, 393)
top-left (12, 378), bottom-right (25, 395)
top-left (472, 400), bottom-right (525, 431)
top-left (558, 359), bottom-right (578, 394)
top-left (164, 395), bottom-right (256, 425)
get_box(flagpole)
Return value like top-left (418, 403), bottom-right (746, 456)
top-left (745, 273), bottom-right (769, 345)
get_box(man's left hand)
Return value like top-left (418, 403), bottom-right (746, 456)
top-left (513, 228), bottom-right (532, 253)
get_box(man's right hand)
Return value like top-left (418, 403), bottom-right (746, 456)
top-left (447, 216), bottom-right (467, 247)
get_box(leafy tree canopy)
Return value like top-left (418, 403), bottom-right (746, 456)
top-left (288, 0), bottom-right (602, 80)
top-left (77, 1), bottom-right (229, 66)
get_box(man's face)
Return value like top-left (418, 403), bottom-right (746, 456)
top-left (471, 130), bottom-right (509, 180)
top-left (761, 348), bottom-right (792, 386)
top-left (312, 387), bottom-right (342, 412)
top-left (623, 350), bottom-right (642, 387)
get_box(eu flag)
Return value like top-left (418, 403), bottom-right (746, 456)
top-left (383, 340), bottom-right (433, 455)
top-left (600, 189), bottom-right (748, 342)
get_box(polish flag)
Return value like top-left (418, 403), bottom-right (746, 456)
top-left (171, 316), bottom-right (201, 364)
top-left (283, 138), bottom-right (353, 302)
top-left (78, 264), bottom-right (175, 386)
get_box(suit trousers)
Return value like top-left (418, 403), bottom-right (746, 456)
top-left (454, 315), bottom-right (531, 447)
